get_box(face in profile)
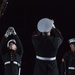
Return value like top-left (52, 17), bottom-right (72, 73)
top-left (70, 44), bottom-right (75, 52)
top-left (9, 42), bottom-right (17, 51)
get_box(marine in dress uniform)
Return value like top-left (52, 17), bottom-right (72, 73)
top-left (32, 18), bottom-right (63, 75)
top-left (61, 38), bottom-right (75, 75)
top-left (0, 27), bottom-right (23, 75)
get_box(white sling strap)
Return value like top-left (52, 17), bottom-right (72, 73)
top-left (18, 67), bottom-right (21, 75)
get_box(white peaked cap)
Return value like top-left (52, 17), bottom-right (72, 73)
top-left (7, 39), bottom-right (16, 47)
top-left (69, 38), bottom-right (75, 43)
top-left (37, 18), bottom-right (53, 32)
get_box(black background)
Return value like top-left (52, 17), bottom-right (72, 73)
top-left (0, 0), bottom-right (75, 75)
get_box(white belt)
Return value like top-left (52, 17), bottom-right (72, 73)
top-left (4, 61), bottom-right (20, 66)
top-left (4, 61), bottom-right (10, 65)
top-left (68, 67), bottom-right (75, 70)
top-left (36, 55), bottom-right (56, 61)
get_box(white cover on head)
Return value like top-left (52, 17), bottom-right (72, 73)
top-left (37, 18), bottom-right (53, 32)
top-left (7, 39), bottom-right (16, 47)
top-left (69, 38), bottom-right (75, 43)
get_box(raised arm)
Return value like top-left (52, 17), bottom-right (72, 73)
top-left (6, 26), bottom-right (24, 58)
top-left (51, 24), bottom-right (63, 40)
top-left (13, 34), bottom-right (23, 58)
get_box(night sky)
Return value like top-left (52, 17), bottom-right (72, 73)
top-left (0, 0), bottom-right (75, 75)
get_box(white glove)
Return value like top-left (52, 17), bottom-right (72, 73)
top-left (9, 27), bottom-right (17, 35)
top-left (4, 27), bottom-right (17, 38)
top-left (51, 20), bottom-right (55, 28)
top-left (4, 31), bottom-right (9, 38)
top-left (52, 24), bottom-right (56, 28)
top-left (4, 29), bottom-right (12, 38)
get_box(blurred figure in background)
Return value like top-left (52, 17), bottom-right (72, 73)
top-left (60, 38), bottom-right (75, 75)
